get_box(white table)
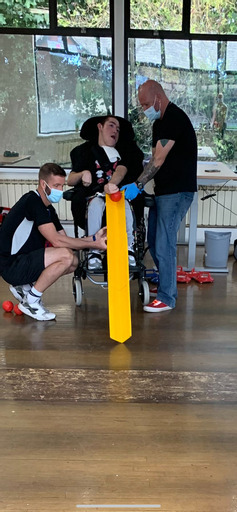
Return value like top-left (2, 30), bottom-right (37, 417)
top-left (0, 155), bottom-right (31, 166)
top-left (183, 161), bottom-right (237, 272)
top-left (198, 146), bottom-right (216, 159)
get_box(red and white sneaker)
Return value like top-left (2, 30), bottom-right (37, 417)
top-left (149, 287), bottom-right (158, 297)
top-left (143, 299), bottom-right (172, 313)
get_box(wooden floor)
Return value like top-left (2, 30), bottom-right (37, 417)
top-left (0, 247), bottom-right (237, 511)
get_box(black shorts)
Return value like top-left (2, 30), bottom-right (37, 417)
top-left (1, 248), bottom-right (45, 286)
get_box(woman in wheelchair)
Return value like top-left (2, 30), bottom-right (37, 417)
top-left (67, 115), bottom-right (144, 270)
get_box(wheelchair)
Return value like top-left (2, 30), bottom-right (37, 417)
top-left (63, 114), bottom-right (152, 306)
top-left (66, 192), bottom-right (151, 307)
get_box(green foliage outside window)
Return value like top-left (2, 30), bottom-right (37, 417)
top-left (0, 0), bottom-right (110, 28)
top-left (0, 0), bottom-right (49, 28)
top-left (130, 0), bottom-right (237, 35)
top-left (57, 0), bottom-right (109, 28)
top-left (191, 0), bottom-right (237, 34)
top-left (130, 0), bottom-right (182, 31)
top-left (1, 0), bottom-right (237, 34)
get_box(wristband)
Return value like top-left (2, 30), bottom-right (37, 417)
top-left (92, 234), bottom-right (96, 241)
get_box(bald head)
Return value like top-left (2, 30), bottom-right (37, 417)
top-left (138, 79), bottom-right (164, 96)
top-left (138, 80), bottom-right (169, 119)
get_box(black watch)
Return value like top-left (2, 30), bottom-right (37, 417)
top-left (136, 180), bottom-right (144, 190)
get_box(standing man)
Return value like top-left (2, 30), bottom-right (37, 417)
top-left (0, 163), bottom-right (107, 321)
top-left (121, 79), bottom-right (197, 313)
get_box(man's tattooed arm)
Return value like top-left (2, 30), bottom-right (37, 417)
top-left (137, 156), bottom-right (160, 186)
top-left (137, 139), bottom-right (171, 186)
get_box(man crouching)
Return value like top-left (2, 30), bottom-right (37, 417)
top-left (0, 163), bottom-right (107, 321)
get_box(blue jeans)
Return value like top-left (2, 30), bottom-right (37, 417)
top-left (147, 192), bottom-right (194, 308)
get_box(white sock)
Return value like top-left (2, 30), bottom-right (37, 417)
top-left (27, 286), bottom-right (43, 304)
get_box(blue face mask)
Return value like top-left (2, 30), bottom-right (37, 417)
top-left (144, 105), bottom-right (161, 122)
top-left (44, 181), bottom-right (63, 203)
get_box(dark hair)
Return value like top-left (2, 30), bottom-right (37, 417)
top-left (80, 115), bottom-right (135, 142)
top-left (99, 115), bottom-right (119, 127)
top-left (39, 162), bottom-right (66, 181)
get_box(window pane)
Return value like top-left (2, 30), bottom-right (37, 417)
top-left (130, 0), bottom-right (182, 31)
top-left (192, 41), bottom-right (217, 70)
top-left (135, 39), bottom-right (161, 66)
top-left (164, 40), bottom-right (190, 69)
top-left (57, 0), bottom-right (110, 28)
top-left (191, 0), bottom-right (237, 35)
top-left (35, 35), bottom-right (112, 134)
top-left (0, 0), bottom-right (49, 28)
top-left (226, 42), bottom-right (237, 71)
top-left (128, 37), bottom-right (237, 164)
top-left (0, 34), bottom-right (112, 168)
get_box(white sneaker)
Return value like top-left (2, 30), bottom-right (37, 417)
top-left (88, 254), bottom-right (103, 270)
top-left (9, 285), bottom-right (25, 302)
top-left (128, 250), bottom-right (136, 267)
top-left (18, 299), bottom-right (56, 321)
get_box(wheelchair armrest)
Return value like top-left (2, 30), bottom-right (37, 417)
top-left (63, 188), bottom-right (76, 201)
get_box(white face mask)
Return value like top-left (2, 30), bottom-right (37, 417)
top-left (144, 105), bottom-right (161, 122)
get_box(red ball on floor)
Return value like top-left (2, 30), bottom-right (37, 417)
top-left (2, 300), bottom-right (14, 312)
top-left (13, 304), bottom-right (23, 316)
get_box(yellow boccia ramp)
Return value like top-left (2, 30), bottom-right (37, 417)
top-left (106, 191), bottom-right (132, 343)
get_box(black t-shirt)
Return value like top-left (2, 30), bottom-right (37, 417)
top-left (0, 191), bottom-right (62, 271)
top-left (152, 102), bottom-right (197, 196)
top-left (70, 142), bottom-right (125, 195)
top-left (70, 140), bottom-right (144, 193)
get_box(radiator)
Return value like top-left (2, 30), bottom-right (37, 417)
top-left (55, 139), bottom-right (78, 165)
top-left (0, 179), bottom-right (236, 226)
top-left (0, 179), bottom-right (73, 222)
top-left (197, 185), bottom-right (237, 227)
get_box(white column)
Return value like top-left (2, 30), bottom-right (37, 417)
top-left (113, 0), bottom-right (125, 117)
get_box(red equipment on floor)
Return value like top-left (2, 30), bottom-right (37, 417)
top-left (177, 266), bottom-right (214, 284)
top-left (0, 207), bottom-right (10, 226)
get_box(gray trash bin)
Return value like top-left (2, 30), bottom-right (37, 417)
top-left (204, 231), bottom-right (231, 268)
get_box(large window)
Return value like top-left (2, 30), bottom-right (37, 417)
top-left (35, 35), bottom-right (112, 134)
top-left (0, 34), bottom-right (112, 167)
top-left (128, 38), bottom-right (237, 163)
top-left (0, 0), bottom-right (112, 168)
top-left (0, 0), bottom-right (237, 169)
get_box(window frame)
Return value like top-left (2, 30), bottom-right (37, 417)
top-left (1, 0), bottom-right (237, 168)
top-left (124, 0), bottom-right (237, 117)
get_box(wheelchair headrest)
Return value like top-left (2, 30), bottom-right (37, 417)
top-left (80, 115), bottom-right (135, 142)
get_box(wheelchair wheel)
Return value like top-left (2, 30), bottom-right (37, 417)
top-left (72, 277), bottom-right (83, 306)
top-left (138, 279), bottom-right (150, 305)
